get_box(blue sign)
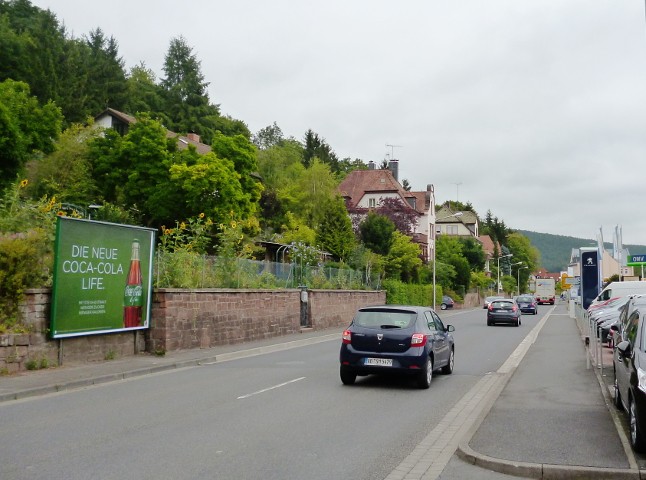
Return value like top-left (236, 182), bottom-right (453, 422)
top-left (628, 255), bottom-right (646, 266)
top-left (580, 248), bottom-right (600, 310)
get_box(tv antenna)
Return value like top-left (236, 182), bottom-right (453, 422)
top-left (385, 144), bottom-right (403, 160)
top-left (452, 182), bottom-right (463, 202)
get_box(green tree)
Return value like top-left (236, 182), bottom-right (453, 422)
top-left (348, 244), bottom-right (385, 284)
top-left (88, 127), bottom-right (127, 204)
top-left (169, 150), bottom-right (250, 227)
top-left (279, 159), bottom-right (337, 228)
top-left (253, 122), bottom-right (284, 150)
top-left (123, 63), bottom-right (167, 118)
top-left (210, 132), bottom-right (263, 219)
top-left (303, 129), bottom-right (338, 172)
top-left (459, 237), bottom-right (485, 271)
top-left (161, 36), bottom-right (232, 144)
top-left (279, 212), bottom-right (316, 245)
top-left (507, 231), bottom-right (540, 289)
top-left (436, 235), bottom-right (471, 291)
top-left (0, 79), bottom-right (62, 191)
top-left (385, 231), bottom-right (422, 282)
top-left (257, 138), bottom-right (304, 190)
top-left (359, 211), bottom-right (395, 255)
top-left (83, 28), bottom-right (128, 114)
top-left (25, 122), bottom-right (100, 205)
top-left (315, 196), bottom-right (356, 261)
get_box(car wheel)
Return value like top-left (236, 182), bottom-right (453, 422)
top-left (614, 376), bottom-right (622, 410)
top-left (442, 348), bottom-right (454, 375)
top-left (487, 319), bottom-right (492, 326)
top-left (629, 396), bottom-right (646, 452)
top-left (441, 303), bottom-right (447, 310)
top-left (515, 318), bottom-right (520, 327)
top-left (340, 366), bottom-right (356, 386)
top-left (417, 357), bottom-right (433, 389)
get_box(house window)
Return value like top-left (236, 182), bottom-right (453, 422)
top-left (369, 198), bottom-right (376, 208)
top-left (447, 225), bottom-right (458, 235)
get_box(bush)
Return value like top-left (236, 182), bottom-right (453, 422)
top-left (0, 180), bottom-right (60, 331)
top-left (0, 230), bottom-right (52, 328)
top-left (382, 279), bottom-right (441, 306)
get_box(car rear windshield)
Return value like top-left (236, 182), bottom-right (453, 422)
top-left (354, 309), bottom-right (416, 329)
top-left (491, 301), bottom-right (513, 308)
top-left (517, 296), bottom-right (533, 303)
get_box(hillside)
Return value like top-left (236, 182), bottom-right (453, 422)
top-left (517, 230), bottom-right (646, 273)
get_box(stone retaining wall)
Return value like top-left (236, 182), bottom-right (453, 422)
top-left (1, 288), bottom-right (386, 373)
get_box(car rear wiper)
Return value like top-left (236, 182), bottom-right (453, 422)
top-left (380, 324), bottom-right (402, 329)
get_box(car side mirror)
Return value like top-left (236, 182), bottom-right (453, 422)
top-left (446, 325), bottom-right (455, 332)
top-left (617, 340), bottom-right (631, 357)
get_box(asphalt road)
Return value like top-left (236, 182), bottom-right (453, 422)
top-left (0, 306), bottom-right (590, 480)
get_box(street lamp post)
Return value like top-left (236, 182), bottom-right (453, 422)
top-left (497, 254), bottom-right (513, 295)
top-left (517, 265), bottom-right (528, 295)
top-left (433, 212), bottom-right (463, 310)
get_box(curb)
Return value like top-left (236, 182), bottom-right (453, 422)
top-left (0, 355), bottom-right (219, 403)
top-left (457, 442), bottom-right (641, 479)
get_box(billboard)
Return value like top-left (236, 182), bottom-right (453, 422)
top-left (580, 247), bottom-right (600, 310)
top-left (50, 217), bottom-right (156, 338)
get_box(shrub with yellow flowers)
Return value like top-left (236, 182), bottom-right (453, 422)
top-left (0, 180), bottom-right (62, 330)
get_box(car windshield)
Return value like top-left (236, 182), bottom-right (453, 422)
top-left (354, 309), bottom-right (416, 329)
top-left (517, 296), bottom-right (533, 303)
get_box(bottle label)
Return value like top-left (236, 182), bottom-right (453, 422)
top-left (124, 285), bottom-right (143, 307)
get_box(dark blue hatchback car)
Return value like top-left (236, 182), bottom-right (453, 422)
top-left (516, 295), bottom-right (537, 315)
top-left (339, 305), bottom-right (455, 389)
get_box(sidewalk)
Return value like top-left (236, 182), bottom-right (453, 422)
top-left (455, 302), bottom-right (639, 479)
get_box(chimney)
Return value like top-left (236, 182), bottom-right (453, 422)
top-left (368, 160), bottom-right (375, 170)
top-left (388, 159), bottom-right (399, 181)
top-left (187, 132), bottom-right (201, 143)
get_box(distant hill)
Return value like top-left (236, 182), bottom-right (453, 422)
top-left (516, 230), bottom-right (646, 273)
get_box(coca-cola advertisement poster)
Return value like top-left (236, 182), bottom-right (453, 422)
top-left (50, 217), bottom-right (155, 338)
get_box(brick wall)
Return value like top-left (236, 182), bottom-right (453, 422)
top-left (1, 288), bottom-right (385, 373)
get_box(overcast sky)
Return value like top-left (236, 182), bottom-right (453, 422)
top-left (31, 0), bottom-right (646, 245)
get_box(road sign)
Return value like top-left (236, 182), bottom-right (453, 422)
top-left (627, 255), bottom-right (646, 266)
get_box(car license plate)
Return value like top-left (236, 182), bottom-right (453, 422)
top-left (364, 358), bottom-right (393, 367)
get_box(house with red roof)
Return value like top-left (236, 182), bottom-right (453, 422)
top-left (338, 160), bottom-right (435, 262)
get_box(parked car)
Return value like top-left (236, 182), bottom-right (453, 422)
top-left (441, 295), bottom-right (455, 310)
top-left (613, 297), bottom-right (646, 452)
top-left (483, 296), bottom-right (504, 309)
top-left (487, 299), bottom-right (521, 327)
top-left (339, 305), bottom-right (455, 389)
top-left (516, 295), bottom-right (537, 315)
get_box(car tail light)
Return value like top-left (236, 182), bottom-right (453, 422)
top-left (411, 333), bottom-right (427, 347)
top-left (511, 305), bottom-right (518, 312)
top-left (342, 330), bottom-right (352, 344)
top-left (488, 304), bottom-right (494, 311)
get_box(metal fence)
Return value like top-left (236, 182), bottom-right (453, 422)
top-left (154, 253), bottom-right (382, 290)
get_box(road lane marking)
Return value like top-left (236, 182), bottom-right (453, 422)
top-left (237, 377), bottom-right (306, 399)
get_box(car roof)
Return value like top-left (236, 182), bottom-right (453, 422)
top-left (358, 305), bottom-right (426, 313)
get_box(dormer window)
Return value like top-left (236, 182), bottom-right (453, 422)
top-left (369, 198), bottom-right (376, 208)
